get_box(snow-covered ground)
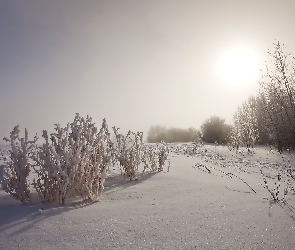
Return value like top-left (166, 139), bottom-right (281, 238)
top-left (1, 143), bottom-right (295, 249)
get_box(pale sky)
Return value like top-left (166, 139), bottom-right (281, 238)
top-left (1, 0), bottom-right (295, 142)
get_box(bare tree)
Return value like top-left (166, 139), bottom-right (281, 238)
top-left (259, 41), bottom-right (295, 151)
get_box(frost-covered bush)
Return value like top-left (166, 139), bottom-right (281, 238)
top-left (142, 141), bottom-right (170, 172)
top-left (285, 168), bottom-right (295, 195)
top-left (32, 114), bottom-right (113, 204)
top-left (31, 130), bottom-right (61, 203)
top-left (260, 168), bottom-right (295, 201)
top-left (157, 141), bottom-right (169, 172)
top-left (2, 126), bottom-right (38, 203)
top-left (2, 114), bottom-right (170, 204)
top-left (142, 144), bottom-right (158, 172)
top-left (112, 128), bottom-right (143, 180)
top-left (111, 130), bottom-right (170, 178)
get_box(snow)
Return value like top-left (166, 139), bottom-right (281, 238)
top-left (1, 143), bottom-right (295, 249)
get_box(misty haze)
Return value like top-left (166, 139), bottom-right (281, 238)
top-left (1, 1), bottom-right (295, 249)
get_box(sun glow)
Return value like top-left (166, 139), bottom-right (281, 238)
top-left (218, 46), bottom-right (260, 86)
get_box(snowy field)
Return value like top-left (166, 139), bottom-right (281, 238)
top-left (1, 143), bottom-right (295, 250)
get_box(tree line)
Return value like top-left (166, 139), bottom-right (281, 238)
top-left (228, 41), bottom-right (295, 151)
top-left (147, 41), bottom-right (295, 152)
top-left (146, 126), bottom-right (201, 143)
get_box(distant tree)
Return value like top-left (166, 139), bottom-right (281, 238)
top-left (201, 116), bottom-right (231, 144)
top-left (146, 126), bottom-right (201, 143)
top-left (146, 125), bottom-right (166, 143)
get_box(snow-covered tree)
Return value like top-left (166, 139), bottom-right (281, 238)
top-left (259, 41), bottom-right (295, 151)
top-left (230, 96), bottom-right (259, 150)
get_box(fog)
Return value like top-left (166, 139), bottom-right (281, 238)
top-left (1, 0), bottom-right (295, 142)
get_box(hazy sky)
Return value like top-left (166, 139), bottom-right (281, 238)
top-left (1, 0), bottom-right (295, 142)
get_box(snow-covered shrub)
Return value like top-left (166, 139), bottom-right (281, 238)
top-left (157, 141), bottom-right (169, 172)
top-left (142, 141), bottom-right (170, 172)
top-left (112, 129), bottom-right (170, 178)
top-left (260, 168), bottom-right (295, 201)
top-left (94, 118), bottom-right (114, 199)
top-left (260, 170), bottom-right (282, 201)
top-left (112, 128), bottom-right (143, 180)
top-left (2, 114), bottom-right (170, 204)
top-left (175, 142), bottom-right (201, 157)
top-left (194, 163), bottom-right (256, 193)
top-left (32, 114), bottom-right (114, 204)
top-left (142, 144), bottom-right (158, 172)
top-left (31, 130), bottom-right (61, 203)
top-left (285, 168), bottom-right (295, 196)
top-left (2, 126), bottom-right (38, 203)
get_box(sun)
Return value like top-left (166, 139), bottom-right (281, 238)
top-left (218, 46), bottom-right (260, 86)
